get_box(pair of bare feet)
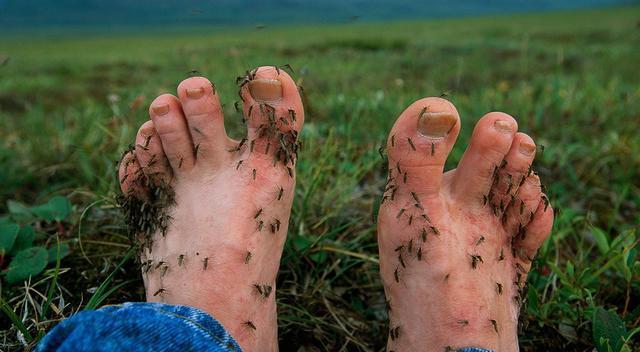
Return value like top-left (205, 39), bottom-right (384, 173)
top-left (118, 66), bottom-right (554, 352)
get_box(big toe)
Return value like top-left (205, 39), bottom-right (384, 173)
top-left (384, 97), bottom-right (460, 199)
top-left (232, 66), bottom-right (304, 175)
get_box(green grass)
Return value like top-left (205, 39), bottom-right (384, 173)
top-left (1, 6), bottom-right (639, 351)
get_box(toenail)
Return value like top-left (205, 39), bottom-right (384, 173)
top-left (417, 111), bottom-right (457, 138)
top-left (248, 79), bottom-right (282, 102)
top-left (519, 142), bottom-right (536, 156)
top-left (186, 87), bottom-right (204, 99)
top-left (151, 104), bottom-right (170, 116)
top-left (494, 120), bottom-right (514, 133)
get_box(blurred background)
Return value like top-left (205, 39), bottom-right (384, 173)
top-left (0, 1), bottom-right (639, 351)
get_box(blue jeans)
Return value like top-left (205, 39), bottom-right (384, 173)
top-left (36, 302), bottom-right (493, 352)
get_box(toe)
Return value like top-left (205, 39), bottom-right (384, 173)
top-left (451, 112), bottom-right (518, 204)
top-left (149, 94), bottom-right (195, 173)
top-left (515, 196), bottom-right (554, 260)
top-left (384, 97), bottom-right (460, 198)
top-left (118, 150), bottom-right (144, 196)
top-left (235, 66), bottom-right (304, 167)
top-left (134, 120), bottom-right (172, 185)
top-left (490, 132), bottom-right (537, 221)
top-left (504, 173), bottom-right (542, 236)
top-left (176, 76), bottom-right (229, 166)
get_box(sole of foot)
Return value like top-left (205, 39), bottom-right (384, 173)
top-left (118, 66), bottom-right (304, 352)
top-left (378, 97), bottom-right (553, 352)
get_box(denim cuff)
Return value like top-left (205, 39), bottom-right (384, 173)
top-left (36, 302), bottom-right (241, 352)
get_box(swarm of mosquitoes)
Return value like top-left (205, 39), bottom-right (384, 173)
top-left (117, 65), bottom-right (301, 334)
top-left (378, 108), bottom-right (551, 351)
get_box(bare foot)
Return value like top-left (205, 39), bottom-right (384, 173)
top-left (377, 98), bottom-right (554, 351)
top-left (118, 66), bottom-right (303, 352)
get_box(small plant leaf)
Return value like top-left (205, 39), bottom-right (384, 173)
top-left (593, 307), bottom-right (626, 352)
top-left (47, 242), bottom-right (70, 263)
top-left (0, 223), bottom-right (20, 255)
top-left (592, 227), bottom-right (610, 255)
top-left (10, 225), bottom-right (36, 255)
top-left (7, 200), bottom-right (34, 222)
top-left (30, 196), bottom-right (71, 222)
top-left (6, 246), bottom-right (49, 284)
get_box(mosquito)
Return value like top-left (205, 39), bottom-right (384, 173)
top-left (496, 282), bottom-right (503, 295)
top-left (277, 186), bottom-right (284, 200)
top-left (178, 254), bottom-right (185, 267)
top-left (407, 137), bottom-right (416, 151)
top-left (203, 257), bottom-right (209, 271)
top-left (490, 319), bottom-right (498, 333)
top-left (254, 208), bottom-right (263, 219)
top-left (153, 288), bottom-right (166, 296)
top-left (245, 251), bottom-right (252, 264)
top-left (471, 254), bottom-right (483, 269)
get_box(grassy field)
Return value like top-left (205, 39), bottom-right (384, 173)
top-left (1, 6), bottom-right (639, 351)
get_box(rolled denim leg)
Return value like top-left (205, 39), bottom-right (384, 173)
top-left (36, 302), bottom-right (241, 352)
